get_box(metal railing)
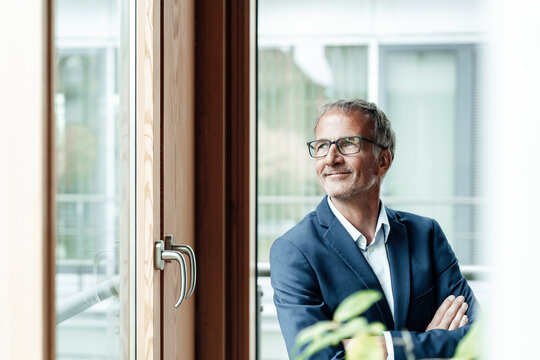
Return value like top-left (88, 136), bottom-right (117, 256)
top-left (57, 275), bottom-right (120, 324)
top-left (257, 262), bottom-right (490, 280)
top-left (56, 194), bottom-right (121, 323)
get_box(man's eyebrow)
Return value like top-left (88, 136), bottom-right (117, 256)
top-left (315, 135), bottom-right (361, 140)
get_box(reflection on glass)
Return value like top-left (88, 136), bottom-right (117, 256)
top-left (257, 45), bottom-right (368, 262)
top-left (257, 8), bottom-right (484, 360)
top-left (54, 0), bottom-right (131, 359)
top-left (382, 49), bottom-right (457, 230)
top-left (257, 44), bottom-right (368, 360)
top-left (381, 47), bottom-right (480, 265)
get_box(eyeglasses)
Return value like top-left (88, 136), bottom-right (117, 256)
top-left (307, 136), bottom-right (387, 158)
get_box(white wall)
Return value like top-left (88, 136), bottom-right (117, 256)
top-left (485, 1), bottom-right (540, 358)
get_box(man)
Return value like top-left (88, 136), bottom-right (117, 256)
top-left (270, 99), bottom-right (478, 360)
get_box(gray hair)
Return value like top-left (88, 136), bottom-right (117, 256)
top-left (315, 99), bottom-right (396, 160)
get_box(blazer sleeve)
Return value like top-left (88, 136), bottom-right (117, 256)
top-left (389, 219), bottom-right (480, 360)
top-left (270, 236), bottom-right (345, 360)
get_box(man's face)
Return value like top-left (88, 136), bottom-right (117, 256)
top-left (315, 110), bottom-right (381, 199)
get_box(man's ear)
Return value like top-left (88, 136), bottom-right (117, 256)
top-left (377, 150), bottom-right (392, 177)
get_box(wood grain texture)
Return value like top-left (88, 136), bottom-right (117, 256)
top-left (136, 0), bottom-right (161, 358)
top-left (162, 0), bottom-right (196, 358)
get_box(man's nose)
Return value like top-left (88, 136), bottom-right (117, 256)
top-left (325, 144), bottom-right (343, 164)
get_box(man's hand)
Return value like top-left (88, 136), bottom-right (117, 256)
top-left (375, 336), bottom-right (388, 359)
top-left (425, 295), bottom-right (469, 331)
top-left (342, 338), bottom-right (354, 351)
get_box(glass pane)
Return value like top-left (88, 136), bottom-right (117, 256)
top-left (257, 3), bottom-right (370, 358)
top-left (382, 50), bottom-right (457, 199)
top-left (381, 47), bottom-right (482, 266)
top-left (54, 0), bottom-right (132, 358)
top-left (257, 45), bottom-right (368, 263)
top-left (257, 1), bottom-right (486, 359)
top-left (257, 43), bottom-right (368, 360)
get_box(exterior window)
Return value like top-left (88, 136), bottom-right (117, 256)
top-left (379, 45), bottom-right (479, 265)
top-left (54, 0), bottom-right (131, 358)
top-left (257, 44), bottom-right (482, 360)
top-left (257, 44), bottom-right (368, 359)
top-left (257, 45), bottom-right (368, 262)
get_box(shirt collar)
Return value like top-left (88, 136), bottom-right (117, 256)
top-left (327, 196), bottom-right (390, 246)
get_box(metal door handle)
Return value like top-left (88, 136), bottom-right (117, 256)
top-left (155, 240), bottom-right (188, 308)
top-left (162, 250), bottom-right (187, 308)
top-left (165, 234), bottom-right (197, 298)
top-left (171, 244), bottom-right (196, 297)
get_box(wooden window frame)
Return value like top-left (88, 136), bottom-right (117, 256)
top-left (195, 0), bottom-right (253, 359)
top-left (4, 0), bottom-right (253, 357)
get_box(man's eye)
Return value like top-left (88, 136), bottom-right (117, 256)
top-left (316, 142), bottom-right (328, 150)
top-left (340, 139), bottom-right (355, 147)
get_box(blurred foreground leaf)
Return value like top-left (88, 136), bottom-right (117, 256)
top-left (346, 333), bottom-right (384, 360)
top-left (333, 318), bottom-right (369, 339)
top-left (293, 290), bottom-right (385, 359)
top-left (368, 322), bottom-right (386, 335)
top-left (334, 290), bottom-right (382, 322)
top-left (295, 331), bottom-right (342, 360)
top-left (296, 321), bottom-right (338, 344)
top-left (293, 321), bottom-right (338, 358)
top-left (453, 315), bottom-right (483, 360)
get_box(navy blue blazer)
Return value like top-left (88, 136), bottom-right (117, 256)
top-left (270, 196), bottom-right (479, 360)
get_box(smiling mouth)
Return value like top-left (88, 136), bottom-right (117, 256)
top-left (325, 172), bottom-right (350, 177)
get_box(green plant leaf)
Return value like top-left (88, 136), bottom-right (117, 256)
top-left (294, 319), bottom-right (370, 360)
top-left (296, 321), bottom-right (338, 344)
top-left (367, 321), bottom-right (386, 335)
top-left (346, 333), bottom-right (384, 360)
top-left (293, 290), bottom-right (385, 359)
top-left (333, 290), bottom-right (382, 323)
top-left (453, 317), bottom-right (482, 360)
top-left (333, 317), bottom-right (369, 339)
top-left (293, 321), bottom-right (338, 358)
top-left (296, 331), bottom-right (344, 360)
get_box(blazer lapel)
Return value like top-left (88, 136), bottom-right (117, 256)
top-left (385, 208), bottom-right (411, 331)
top-left (316, 197), bottom-right (395, 330)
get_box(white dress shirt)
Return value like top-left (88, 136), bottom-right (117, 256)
top-left (327, 197), bottom-right (395, 360)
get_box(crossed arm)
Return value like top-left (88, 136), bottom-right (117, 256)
top-left (343, 294), bottom-right (471, 358)
top-left (270, 220), bottom-right (479, 360)
top-left (426, 294), bottom-right (470, 331)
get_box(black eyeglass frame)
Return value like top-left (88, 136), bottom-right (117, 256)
top-left (306, 136), bottom-right (388, 158)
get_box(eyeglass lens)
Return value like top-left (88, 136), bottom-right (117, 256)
top-left (309, 137), bottom-right (362, 157)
